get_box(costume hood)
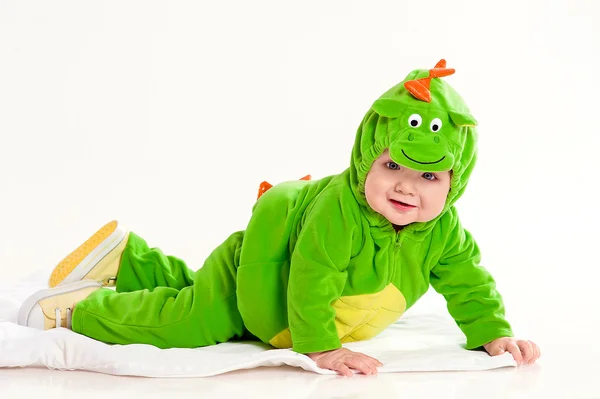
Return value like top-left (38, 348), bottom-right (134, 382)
top-left (350, 59), bottom-right (478, 232)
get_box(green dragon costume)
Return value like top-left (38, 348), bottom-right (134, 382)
top-left (71, 59), bottom-right (513, 353)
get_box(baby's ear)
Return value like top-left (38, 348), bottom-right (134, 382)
top-left (448, 110), bottom-right (478, 127)
top-left (372, 99), bottom-right (403, 117)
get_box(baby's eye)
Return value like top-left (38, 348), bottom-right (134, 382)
top-left (386, 162), bottom-right (400, 170)
top-left (430, 118), bottom-right (442, 132)
top-left (408, 114), bottom-right (422, 128)
top-left (422, 172), bottom-right (436, 181)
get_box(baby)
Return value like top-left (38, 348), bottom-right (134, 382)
top-left (18, 59), bottom-right (540, 376)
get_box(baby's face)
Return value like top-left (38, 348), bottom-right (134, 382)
top-left (364, 149), bottom-right (451, 227)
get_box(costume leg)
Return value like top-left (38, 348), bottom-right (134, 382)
top-left (72, 232), bottom-right (246, 348)
top-left (115, 232), bottom-right (196, 292)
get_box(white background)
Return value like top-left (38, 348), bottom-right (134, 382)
top-left (1, 0), bottom-right (599, 398)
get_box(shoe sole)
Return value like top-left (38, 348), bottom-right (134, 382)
top-left (48, 220), bottom-right (127, 287)
top-left (18, 280), bottom-right (102, 327)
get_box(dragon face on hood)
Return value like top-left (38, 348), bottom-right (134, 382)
top-left (350, 59), bottom-right (478, 231)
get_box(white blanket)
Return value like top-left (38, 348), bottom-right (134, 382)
top-left (0, 272), bottom-right (515, 377)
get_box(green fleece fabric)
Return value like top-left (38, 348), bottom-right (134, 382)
top-left (236, 60), bottom-right (513, 353)
top-left (72, 60), bottom-right (513, 353)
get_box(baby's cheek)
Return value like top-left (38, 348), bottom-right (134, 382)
top-left (425, 198), bottom-right (446, 220)
top-left (436, 198), bottom-right (447, 214)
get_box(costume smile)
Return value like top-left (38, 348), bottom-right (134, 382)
top-left (401, 149), bottom-right (446, 165)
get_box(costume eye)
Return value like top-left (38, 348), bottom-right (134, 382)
top-left (422, 172), bottom-right (436, 181)
top-left (386, 161), bottom-right (400, 170)
top-left (430, 118), bottom-right (442, 132)
top-left (408, 114), bottom-right (422, 128)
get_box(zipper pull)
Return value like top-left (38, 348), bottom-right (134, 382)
top-left (395, 235), bottom-right (402, 248)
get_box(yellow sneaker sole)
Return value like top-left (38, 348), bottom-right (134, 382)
top-left (48, 220), bottom-right (127, 287)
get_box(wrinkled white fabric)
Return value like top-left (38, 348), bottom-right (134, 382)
top-left (0, 271), bottom-right (515, 377)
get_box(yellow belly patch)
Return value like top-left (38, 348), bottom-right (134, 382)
top-left (269, 283), bottom-right (406, 348)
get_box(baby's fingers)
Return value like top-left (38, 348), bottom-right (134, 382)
top-left (517, 340), bottom-right (534, 364)
top-left (363, 354), bottom-right (384, 367)
top-left (331, 361), bottom-right (354, 377)
top-left (528, 340), bottom-right (541, 363)
top-left (345, 357), bottom-right (377, 376)
top-left (506, 341), bottom-right (524, 365)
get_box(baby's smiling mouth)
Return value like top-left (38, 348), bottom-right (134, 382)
top-left (390, 199), bottom-right (416, 209)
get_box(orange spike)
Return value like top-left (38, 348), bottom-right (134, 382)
top-left (430, 58), bottom-right (454, 78)
top-left (404, 59), bottom-right (456, 102)
top-left (421, 77), bottom-right (432, 89)
top-left (404, 78), bottom-right (431, 102)
top-left (429, 67), bottom-right (455, 78)
top-left (257, 181), bottom-right (273, 199)
top-left (257, 175), bottom-right (311, 200)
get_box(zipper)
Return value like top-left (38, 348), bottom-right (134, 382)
top-left (391, 230), bottom-right (404, 283)
top-left (394, 231), bottom-right (404, 249)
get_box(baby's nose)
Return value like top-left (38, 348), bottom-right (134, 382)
top-left (395, 179), bottom-right (416, 194)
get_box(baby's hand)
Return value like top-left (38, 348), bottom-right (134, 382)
top-left (307, 348), bottom-right (383, 377)
top-left (483, 337), bottom-right (541, 365)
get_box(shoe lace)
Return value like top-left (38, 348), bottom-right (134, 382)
top-left (54, 307), bottom-right (73, 329)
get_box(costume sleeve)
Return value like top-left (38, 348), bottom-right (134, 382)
top-left (429, 213), bottom-right (513, 349)
top-left (287, 190), bottom-right (358, 354)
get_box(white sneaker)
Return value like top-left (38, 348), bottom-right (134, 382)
top-left (18, 280), bottom-right (101, 330)
top-left (48, 220), bottom-right (129, 288)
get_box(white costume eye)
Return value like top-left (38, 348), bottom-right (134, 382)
top-left (430, 118), bottom-right (442, 132)
top-left (408, 114), bottom-right (422, 128)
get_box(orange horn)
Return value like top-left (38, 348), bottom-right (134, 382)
top-left (429, 67), bottom-right (455, 78)
top-left (430, 58), bottom-right (455, 78)
top-left (404, 78), bottom-right (432, 102)
top-left (404, 59), bottom-right (455, 103)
